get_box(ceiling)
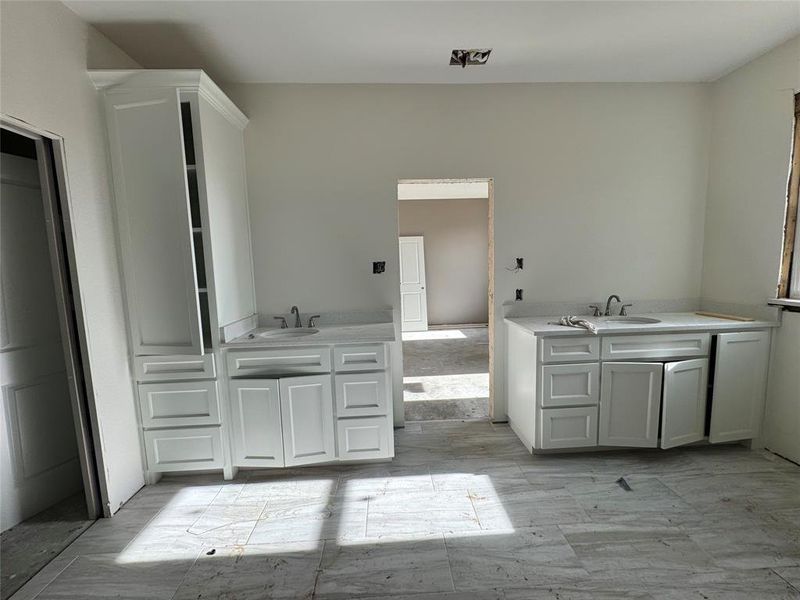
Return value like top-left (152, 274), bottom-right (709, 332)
top-left (66, 1), bottom-right (800, 84)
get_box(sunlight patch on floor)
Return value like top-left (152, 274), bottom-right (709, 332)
top-left (402, 329), bottom-right (468, 341)
top-left (403, 373), bottom-right (489, 402)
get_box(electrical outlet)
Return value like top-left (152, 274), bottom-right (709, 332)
top-left (515, 289), bottom-right (523, 301)
top-left (373, 261), bottom-right (386, 274)
top-left (515, 257), bottom-right (524, 270)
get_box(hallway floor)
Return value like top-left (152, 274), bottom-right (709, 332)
top-left (2, 493), bottom-right (93, 600)
top-left (10, 421), bottom-right (800, 599)
top-left (402, 327), bottom-right (490, 421)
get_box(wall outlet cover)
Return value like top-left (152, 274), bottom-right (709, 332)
top-left (515, 289), bottom-right (523, 301)
top-left (373, 261), bottom-right (386, 274)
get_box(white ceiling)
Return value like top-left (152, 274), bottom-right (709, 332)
top-left (66, 1), bottom-right (800, 84)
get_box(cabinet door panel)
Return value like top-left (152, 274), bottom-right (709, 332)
top-left (709, 331), bottom-right (770, 443)
top-left (661, 359), bottom-right (708, 449)
top-left (144, 427), bottom-right (222, 472)
top-left (138, 381), bottom-right (220, 428)
top-left (104, 88), bottom-right (202, 355)
top-left (229, 379), bottom-right (284, 467)
top-left (538, 406), bottom-right (598, 449)
top-left (337, 417), bottom-right (391, 460)
top-left (599, 362), bottom-right (662, 448)
top-left (280, 375), bottom-right (335, 466)
top-left (540, 363), bottom-right (599, 408)
top-left (335, 372), bottom-right (388, 417)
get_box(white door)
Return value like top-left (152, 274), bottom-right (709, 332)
top-left (279, 375), bottom-right (335, 466)
top-left (399, 236), bottom-right (428, 332)
top-left (0, 153), bottom-right (82, 531)
top-left (229, 380), bottom-right (284, 467)
top-left (599, 362), bottom-right (662, 448)
top-left (709, 331), bottom-right (770, 443)
top-left (104, 88), bottom-right (203, 356)
top-left (661, 358), bottom-right (708, 449)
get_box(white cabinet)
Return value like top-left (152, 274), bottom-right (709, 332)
top-left (599, 362), bottom-right (662, 448)
top-left (337, 416), bottom-right (391, 460)
top-left (138, 381), bottom-right (220, 428)
top-left (335, 372), bottom-right (389, 417)
top-left (143, 427), bottom-right (224, 472)
top-left (540, 363), bottom-right (599, 408)
top-left (228, 380), bottom-right (284, 467)
top-left (279, 375), bottom-right (336, 466)
top-left (539, 406), bottom-right (598, 449)
top-left (661, 358), bottom-right (708, 449)
top-left (539, 337), bottom-right (600, 363)
top-left (709, 331), bottom-right (770, 443)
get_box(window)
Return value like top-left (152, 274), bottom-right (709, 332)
top-left (777, 93), bottom-right (800, 303)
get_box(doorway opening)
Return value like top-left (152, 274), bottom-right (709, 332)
top-left (397, 179), bottom-right (494, 422)
top-left (1, 122), bottom-right (102, 598)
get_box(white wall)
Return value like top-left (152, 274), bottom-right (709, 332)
top-left (701, 36), bottom-right (800, 463)
top-left (399, 198), bottom-right (489, 325)
top-left (227, 82), bottom-right (711, 417)
top-left (0, 1), bottom-right (145, 513)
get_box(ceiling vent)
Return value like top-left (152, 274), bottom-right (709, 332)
top-left (449, 49), bottom-right (492, 68)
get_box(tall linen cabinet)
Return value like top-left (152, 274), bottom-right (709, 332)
top-left (92, 70), bottom-right (257, 481)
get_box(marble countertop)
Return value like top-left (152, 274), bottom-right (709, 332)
top-left (223, 321), bottom-right (395, 347)
top-left (505, 312), bottom-right (779, 337)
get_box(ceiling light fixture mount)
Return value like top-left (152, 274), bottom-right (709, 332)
top-left (449, 48), bottom-right (492, 68)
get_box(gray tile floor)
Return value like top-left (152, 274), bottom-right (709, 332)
top-left (403, 327), bottom-right (490, 421)
top-left (11, 421), bottom-right (800, 599)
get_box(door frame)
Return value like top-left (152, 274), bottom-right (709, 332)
top-left (2, 116), bottom-right (104, 520)
top-left (398, 235), bottom-right (429, 332)
top-left (396, 178), bottom-right (496, 419)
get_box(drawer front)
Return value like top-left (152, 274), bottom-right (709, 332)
top-left (143, 426), bottom-right (223, 472)
top-left (333, 344), bottom-right (387, 372)
top-left (134, 354), bottom-right (216, 382)
top-left (540, 363), bottom-right (599, 408)
top-left (540, 337), bottom-right (600, 364)
top-left (601, 333), bottom-right (710, 360)
top-left (226, 347), bottom-right (331, 377)
top-left (538, 406), bottom-right (598, 449)
top-left (335, 372), bottom-right (388, 417)
top-left (138, 381), bottom-right (220, 428)
top-left (336, 416), bottom-right (391, 460)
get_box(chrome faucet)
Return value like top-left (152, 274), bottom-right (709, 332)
top-left (290, 306), bottom-right (301, 328)
top-left (604, 294), bottom-right (621, 316)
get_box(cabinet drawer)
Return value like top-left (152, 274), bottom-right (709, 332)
top-left (537, 406), bottom-right (598, 449)
top-left (335, 372), bottom-right (388, 417)
top-left (138, 381), bottom-right (220, 428)
top-left (540, 363), bottom-right (599, 408)
top-left (601, 333), bottom-right (710, 361)
top-left (336, 416), bottom-right (391, 460)
top-left (143, 426), bottom-right (223, 472)
top-left (539, 337), bottom-right (599, 364)
top-left (226, 347), bottom-right (331, 377)
top-left (333, 344), bottom-right (387, 372)
top-left (134, 354), bottom-right (215, 382)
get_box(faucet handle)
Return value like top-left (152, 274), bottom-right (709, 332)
top-left (308, 315), bottom-right (321, 328)
top-left (620, 304), bottom-right (633, 316)
top-left (273, 316), bottom-right (288, 329)
top-left (589, 305), bottom-right (601, 317)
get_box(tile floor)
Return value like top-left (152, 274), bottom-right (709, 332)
top-left (403, 327), bottom-right (490, 421)
top-left (11, 421), bottom-right (800, 599)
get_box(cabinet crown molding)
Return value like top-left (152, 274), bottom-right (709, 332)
top-left (88, 69), bottom-right (248, 130)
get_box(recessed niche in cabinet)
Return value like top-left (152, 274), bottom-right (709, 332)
top-left (187, 169), bottom-right (201, 228)
top-left (180, 102), bottom-right (196, 166)
top-left (199, 291), bottom-right (212, 350)
top-left (193, 232), bottom-right (207, 289)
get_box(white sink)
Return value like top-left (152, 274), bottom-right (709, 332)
top-left (257, 328), bottom-right (320, 338)
top-left (602, 316), bottom-right (661, 324)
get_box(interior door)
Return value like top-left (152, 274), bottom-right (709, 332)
top-left (104, 87), bottom-right (203, 355)
top-left (279, 375), bottom-right (335, 466)
top-left (661, 358), bottom-right (708, 449)
top-left (399, 236), bottom-right (429, 332)
top-left (599, 362), bottom-right (662, 448)
top-left (229, 379), bottom-right (284, 467)
top-left (709, 331), bottom-right (770, 443)
top-left (0, 153), bottom-right (83, 530)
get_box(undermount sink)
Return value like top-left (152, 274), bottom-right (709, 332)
top-left (603, 316), bottom-right (661, 324)
top-left (257, 328), bottom-right (320, 338)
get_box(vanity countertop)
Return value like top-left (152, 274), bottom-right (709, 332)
top-left (505, 312), bottom-right (779, 338)
top-left (224, 321), bottom-right (395, 347)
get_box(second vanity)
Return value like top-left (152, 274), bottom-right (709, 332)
top-left (505, 313), bottom-right (778, 453)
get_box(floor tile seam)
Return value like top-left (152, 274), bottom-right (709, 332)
top-left (310, 539), bottom-right (327, 599)
top-left (22, 555), bottom-right (78, 600)
top-left (771, 567), bottom-right (800, 594)
top-left (440, 533), bottom-right (457, 593)
top-left (167, 546), bottom-right (204, 600)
